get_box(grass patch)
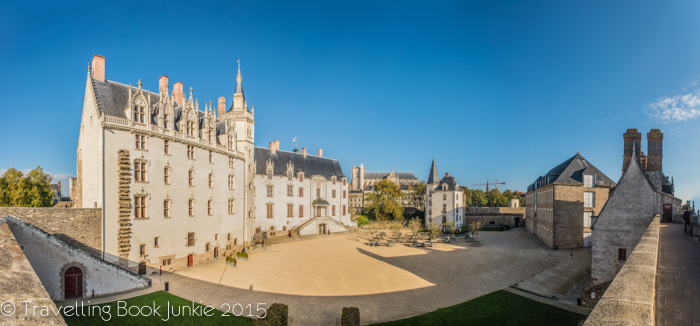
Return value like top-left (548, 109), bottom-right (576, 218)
top-left (61, 290), bottom-right (254, 325)
top-left (370, 290), bottom-right (586, 326)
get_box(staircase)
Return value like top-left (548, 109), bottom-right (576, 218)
top-left (290, 216), bottom-right (353, 239)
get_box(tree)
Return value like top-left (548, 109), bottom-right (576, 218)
top-left (0, 167), bottom-right (54, 207)
top-left (407, 217), bottom-right (422, 240)
top-left (461, 186), bottom-right (473, 207)
top-left (407, 181), bottom-right (427, 212)
top-left (428, 223), bottom-right (441, 241)
top-left (472, 189), bottom-right (487, 207)
top-left (365, 179), bottom-right (404, 221)
top-left (469, 218), bottom-right (485, 240)
top-left (390, 220), bottom-right (405, 238)
top-left (444, 221), bottom-right (457, 239)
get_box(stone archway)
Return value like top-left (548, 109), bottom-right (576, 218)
top-left (60, 262), bottom-right (88, 300)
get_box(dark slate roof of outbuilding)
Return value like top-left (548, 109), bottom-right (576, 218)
top-left (255, 147), bottom-right (345, 179)
top-left (363, 172), bottom-right (418, 180)
top-left (435, 176), bottom-right (459, 191)
top-left (527, 153), bottom-right (615, 192)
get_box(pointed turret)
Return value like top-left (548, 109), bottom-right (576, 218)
top-left (229, 59), bottom-right (247, 112)
top-left (427, 157), bottom-right (439, 185)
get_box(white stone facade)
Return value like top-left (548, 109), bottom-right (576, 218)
top-left (424, 159), bottom-right (463, 229)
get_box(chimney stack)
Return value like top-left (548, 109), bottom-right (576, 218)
top-left (445, 173), bottom-right (449, 178)
top-left (270, 142), bottom-right (276, 154)
top-left (173, 82), bottom-right (184, 105)
top-left (218, 97), bottom-right (226, 119)
top-left (159, 75), bottom-right (169, 95)
top-left (91, 55), bottom-right (105, 81)
top-left (302, 147), bottom-right (307, 158)
top-left (318, 149), bottom-right (323, 157)
top-left (275, 140), bottom-right (280, 151)
top-left (57, 181), bottom-right (61, 192)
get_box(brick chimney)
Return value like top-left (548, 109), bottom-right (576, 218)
top-left (91, 55), bottom-right (105, 81)
top-left (445, 173), bottom-right (449, 178)
top-left (302, 147), bottom-right (307, 158)
top-left (57, 181), bottom-right (61, 192)
top-left (269, 141), bottom-right (276, 154)
top-left (173, 82), bottom-right (184, 105)
top-left (159, 75), bottom-right (168, 95)
top-left (275, 140), bottom-right (280, 151)
top-left (218, 97), bottom-right (226, 118)
top-left (318, 149), bottom-right (323, 157)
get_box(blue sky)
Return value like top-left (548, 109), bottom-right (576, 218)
top-left (2, 1), bottom-right (700, 202)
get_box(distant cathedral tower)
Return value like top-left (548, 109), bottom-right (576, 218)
top-left (647, 129), bottom-right (663, 171)
top-left (622, 129), bottom-right (642, 172)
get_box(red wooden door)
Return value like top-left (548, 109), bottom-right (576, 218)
top-left (64, 267), bottom-right (83, 299)
top-left (187, 255), bottom-right (194, 267)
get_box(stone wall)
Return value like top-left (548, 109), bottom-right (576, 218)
top-left (463, 207), bottom-right (526, 227)
top-left (583, 215), bottom-right (659, 325)
top-left (0, 220), bottom-right (66, 325)
top-left (581, 281), bottom-right (611, 308)
top-left (0, 207), bottom-right (102, 256)
top-left (5, 216), bottom-right (150, 301)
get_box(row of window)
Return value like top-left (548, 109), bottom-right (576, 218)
top-left (266, 186), bottom-right (347, 198)
top-left (139, 232), bottom-right (240, 259)
top-left (139, 135), bottom-right (236, 162)
top-left (264, 204), bottom-right (347, 218)
top-left (266, 170), bottom-right (347, 186)
top-left (136, 164), bottom-right (236, 190)
top-left (134, 196), bottom-right (235, 219)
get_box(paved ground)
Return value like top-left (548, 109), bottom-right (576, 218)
top-left (57, 228), bottom-right (574, 325)
top-left (656, 222), bottom-right (700, 326)
top-left (511, 243), bottom-right (591, 300)
top-left (168, 228), bottom-right (558, 325)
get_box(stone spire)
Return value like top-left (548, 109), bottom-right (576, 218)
top-left (428, 157), bottom-right (439, 185)
top-left (229, 58), bottom-right (246, 112)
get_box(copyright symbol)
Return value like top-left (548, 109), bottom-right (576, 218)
top-left (1, 301), bottom-right (15, 316)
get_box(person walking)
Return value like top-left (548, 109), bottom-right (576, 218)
top-left (683, 208), bottom-right (691, 235)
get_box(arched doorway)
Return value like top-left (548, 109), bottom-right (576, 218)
top-left (64, 267), bottom-right (83, 299)
top-left (214, 247), bottom-right (219, 258)
top-left (187, 255), bottom-right (194, 267)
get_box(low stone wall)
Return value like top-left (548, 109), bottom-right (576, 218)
top-left (464, 207), bottom-right (526, 227)
top-left (0, 207), bottom-right (102, 255)
top-left (583, 215), bottom-right (660, 326)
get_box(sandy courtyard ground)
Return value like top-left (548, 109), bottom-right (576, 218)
top-left (157, 228), bottom-right (562, 324)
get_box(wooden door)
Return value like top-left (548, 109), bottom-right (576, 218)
top-left (663, 203), bottom-right (673, 222)
top-left (214, 247), bottom-right (218, 258)
top-left (187, 255), bottom-right (194, 267)
top-left (64, 267), bottom-right (83, 299)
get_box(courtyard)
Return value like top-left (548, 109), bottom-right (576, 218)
top-left (150, 228), bottom-right (572, 324)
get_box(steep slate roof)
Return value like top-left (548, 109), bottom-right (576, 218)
top-left (93, 78), bottom-right (211, 134)
top-left (435, 175), bottom-right (459, 191)
top-left (363, 172), bottom-right (418, 180)
top-left (427, 158), bottom-right (439, 184)
top-left (255, 147), bottom-right (345, 179)
top-left (527, 153), bottom-right (615, 192)
top-left (646, 170), bottom-right (674, 195)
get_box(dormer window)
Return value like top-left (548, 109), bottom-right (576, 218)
top-left (332, 176), bottom-right (337, 185)
top-left (186, 121), bottom-right (195, 137)
top-left (288, 171), bottom-right (293, 181)
top-left (584, 174), bottom-right (595, 188)
top-left (164, 114), bottom-right (170, 129)
top-left (267, 168), bottom-right (273, 180)
top-left (134, 105), bottom-right (146, 123)
top-left (228, 136), bottom-right (233, 150)
top-left (299, 173), bottom-right (304, 182)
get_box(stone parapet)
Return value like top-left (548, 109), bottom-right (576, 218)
top-left (583, 215), bottom-right (660, 326)
top-left (464, 207), bottom-right (525, 227)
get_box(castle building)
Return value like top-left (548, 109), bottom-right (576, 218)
top-left (424, 158), bottom-right (464, 229)
top-left (253, 143), bottom-right (354, 237)
top-left (525, 153), bottom-right (615, 249)
top-left (622, 129), bottom-right (674, 197)
top-left (349, 164), bottom-right (420, 214)
top-left (74, 54), bottom-right (353, 270)
top-left (76, 55), bottom-right (254, 269)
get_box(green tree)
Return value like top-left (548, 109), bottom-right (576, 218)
top-left (365, 179), bottom-right (404, 221)
top-left (461, 186), bottom-right (473, 207)
top-left (444, 221), bottom-right (457, 239)
top-left (428, 223), bottom-right (441, 241)
top-left (0, 167), bottom-right (54, 207)
top-left (407, 181), bottom-right (427, 212)
top-left (472, 189), bottom-right (487, 207)
top-left (486, 189), bottom-right (508, 207)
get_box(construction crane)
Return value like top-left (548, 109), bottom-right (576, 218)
top-left (470, 179), bottom-right (506, 191)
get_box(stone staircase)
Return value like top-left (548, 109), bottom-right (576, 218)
top-left (290, 216), bottom-right (353, 239)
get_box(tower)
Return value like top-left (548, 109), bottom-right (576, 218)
top-left (427, 157), bottom-right (439, 187)
top-left (647, 129), bottom-right (663, 171)
top-left (227, 60), bottom-right (256, 244)
top-left (622, 129), bottom-right (641, 172)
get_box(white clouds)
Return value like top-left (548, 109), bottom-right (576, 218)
top-left (647, 84), bottom-right (700, 123)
